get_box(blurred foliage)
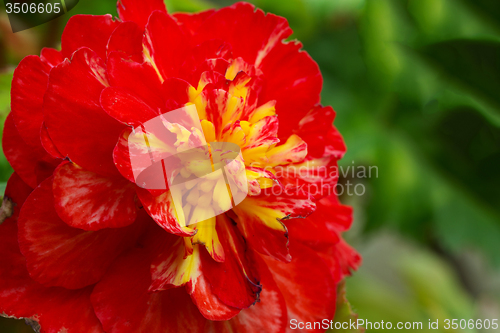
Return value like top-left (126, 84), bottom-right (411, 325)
top-left (1, 0), bottom-right (500, 331)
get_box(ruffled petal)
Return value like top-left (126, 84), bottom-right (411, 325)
top-left (2, 172), bottom-right (33, 223)
top-left (143, 11), bottom-right (189, 81)
top-left (0, 186), bottom-right (103, 333)
top-left (187, 270), bottom-right (240, 321)
top-left (44, 48), bottom-right (125, 177)
top-left (196, 214), bottom-right (261, 309)
top-left (117, 0), bottom-right (167, 30)
top-left (193, 2), bottom-right (292, 66)
top-left (61, 14), bottom-right (120, 61)
top-left (107, 21), bottom-right (144, 63)
top-left (91, 248), bottom-right (206, 333)
top-left (294, 105), bottom-right (336, 158)
top-left (150, 232), bottom-right (202, 291)
top-left (11, 55), bottom-right (52, 147)
top-left (258, 41), bottom-right (322, 139)
top-left (52, 162), bottom-right (137, 231)
top-left (173, 10), bottom-right (215, 36)
top-left (107, 51), bottom-right (164, 110)
top-left (18, 177), bottom-right (144, 289)
top-left (206, 253), bottom-right (287, 333)
top-left (40, 47), bottom-right (64, 67)
top-left (101, 86), bottom-right (158, 126)
top-left (232, 187), bottom-right (315, 262)
top-left (265, 242), bottom-right (337, 333)
top-left (41, 122), bottom-right (64, 159)
top-left (2, 113), bottom-right (58, 188)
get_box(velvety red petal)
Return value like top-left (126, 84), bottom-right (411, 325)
top-left (18, 177), bottom-right (144, 289)
top-left (188, 270), bottom-right (240, 321)
top-left (294, 105), bottom-right (337, 158)
top-left (285, 215), bottom-right (340, 250)
top-left (334, 239), bottom-right (362, 279)
top-left (325, 125), bottom-right (347, 159)
top-left (2, 113), bottom-right (58, 188)
top-left (113, 127), bottom-right (136, 183)
top-left (52, 162), bottom-right (137, 231)
top-left (317, 238), bottom-right (361, 283)
top-left (179, 40), bottom-right (233, 86)
top-left (107, 21), bottom-right (144, 63)
top-left (265, 242), bottom-right (337, 333)
top-left (161, 77), bottom-right (192, 110)
top-left (40, 122), bottom-right (64, 159)
top-left (61, 14), bottom-right (120, 61)
top-left (316, 195), bottom-right (353, 233)
top-left (107, 51), bottom-right (164, 111)
top-left (0, 189), bottom-right (104, 333)
top-left (44, 48), bottom-right (125, 177)
top-left (173, 10), bottom-right (215, 36)
top-left (117, 0), bottom-right (167, 30)
top-left (207, 253), bottom-right (287, 333)
top-left (40, 47), bottom-right (64, 67)
top-left (3, 172), bottom-right (33, 222)
top-left (233, 187), bottom-right (316, 262)
top-left (193, 2), bottom-right (291, 66)
top-left (101, 86), bottom-right (158, 126)
top-left (11, 55), bottom-right (52, 147)
top-left (258, 41), bottom-right (322, 140)
top-left (198, 214), bottom-right (262, 309)
top-left (143, 11), bottom-right (189, 80)
top-left (278, 155), bottom-right (339, 200)
top-left (91, 248), bottom-right (206, 333)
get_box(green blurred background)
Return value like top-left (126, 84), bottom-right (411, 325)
top-left (1, 0), bottom-right (500, 332)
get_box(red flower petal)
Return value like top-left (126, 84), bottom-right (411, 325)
top-left (52, 162), bottom-right (137, 231)
top-left (149, 233), bottom-right (201, 291)
top-left (107, 21), bottom-right (144, 63)
top-left (101, 86), bottom-right (158, 126)
top-left (258, 41), bottom-right (322, 140)
top-left (173, 10), bottom-right (215, 36)
top-left (265, 241), bottom-right (337, 332)
top-left (117, 0), bottom-right (167, 30)
top-left (113, 128), bottom-right (137, 183)
top-left (18, 177), bottom-right (144, 289)
top-left (232, 187), bottom-right (316, 262)
top-left (188, 271), bottom-right (240, 321)
top-left (0, 191), bottom-right (104, 333)
top-left (193, 2), bottom-right (292, 66)
top-left (40, 47), bottom-right (64, 67)
top-left (61, 14), bottom-right (120, 61)
top-left (143, 11), bottom-right (189, 80)
top-left (136, 187), bottom-right (197, 237)
top-left (294, 105), bottom-right (337, 158)
top-left (197, 214), bottom-right (262, 309)
top-left (11, 55), bottom-right (52, 147)
top-left (44, 48), bottom-right (125, 177)
top-left (2, 113), bottom-right (58, 188)
top-left (161, 77), bottom-right (192, 110)
top-left (91, 248), bottom-right (206, 333)
top-left (40, 122), bottom-right (64, 159)
top-left (3, 172), bottom-right (33, 221)
top-left (207, 253), bottom-right (287, 333)
top-left (107, 51), bottom-right (164, 111)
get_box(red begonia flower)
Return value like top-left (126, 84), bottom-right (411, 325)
top-left (0, 1), bottom-right (361, 332)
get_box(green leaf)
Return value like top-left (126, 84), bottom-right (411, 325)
top-left (459, 0), bottom-right (500, 32)
top-left (420, 40), bottom-right (500, 115)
